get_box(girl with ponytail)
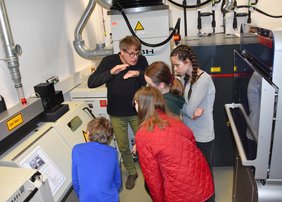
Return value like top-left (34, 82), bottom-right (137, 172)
top-left (144, 61), bottom-right (185, 116)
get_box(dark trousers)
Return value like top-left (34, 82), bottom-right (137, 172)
top-left (197, 140), bottom-right (215, 202)
top-left (144, 181), bottom-right (151, 196)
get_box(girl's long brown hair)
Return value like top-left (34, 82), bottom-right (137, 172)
top-left (145, 61), bottom-right (184, 96)
top-left (134, 86), bottom-right (170, 131)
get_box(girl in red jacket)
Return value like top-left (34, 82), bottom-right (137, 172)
top-left (133, 86), bottom-right (214, 202)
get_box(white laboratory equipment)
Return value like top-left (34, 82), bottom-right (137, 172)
top-left (0, 101), bottom-right (94, 202)
top-left (69, 82), bottom-right (136, 151)
top-left (0, 166), bottom-right (54, 202)
top-left (225, 23), bottom-right (282, 202)
top-left (109, 5), bottom-right (171, 66)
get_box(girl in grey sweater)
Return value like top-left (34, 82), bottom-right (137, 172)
top-left (170, 44), bottom-right (216, 172)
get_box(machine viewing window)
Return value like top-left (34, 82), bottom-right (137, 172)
top-left (240, 24), bottom-right (274, 79)
top-left (67, 116), bottom-right (82, 132)
top-left (233, 51), bottom-right (259, 160)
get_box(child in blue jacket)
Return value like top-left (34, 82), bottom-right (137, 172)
top-left (72, 117), bottom-right (121, 202)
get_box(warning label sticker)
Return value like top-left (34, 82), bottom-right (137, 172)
top-left (135, 21), bottom-right (144, 31)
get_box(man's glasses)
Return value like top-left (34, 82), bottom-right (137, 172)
top-left (124, 50), bottom-right (141, 58)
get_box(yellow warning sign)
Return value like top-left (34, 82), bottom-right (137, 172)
top-left (211, 66), bottom-right (221, 73)
top-left (135, 21), bottom-right (144, 31)
top-left (7, 113), bottom-right (23, 131)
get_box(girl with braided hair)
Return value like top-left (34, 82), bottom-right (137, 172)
top-left (170, 45), bottom-right (216, 201)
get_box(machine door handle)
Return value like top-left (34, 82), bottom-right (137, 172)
top-left (83, 106), bottom-right (95, 118)
top-left (225, 103), bottom-right (255, 166)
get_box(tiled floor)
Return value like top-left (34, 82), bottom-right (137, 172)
top-left (66, 162), bottom-right (233, 202)
top-left (119, 163), bottom-right (152, 202)
top-left (119, 162), bottom-right (234, 202)
top-left (213, 166), bottom-right (233, 202)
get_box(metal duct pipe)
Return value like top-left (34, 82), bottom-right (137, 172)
top-left (222, 0), bottom-right (235, 12)
top-left (73, 0), bottom-right (113, 60)
top-left (97, 0), bottom-right (112, 10)
top-left (0, 0), bottom-right (25, 102)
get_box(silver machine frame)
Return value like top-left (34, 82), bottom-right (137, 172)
top-left (225, 22), bottom-right (282, 202)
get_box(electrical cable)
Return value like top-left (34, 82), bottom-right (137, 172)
top-left (114, 2), bottom-right (181, 47)
top-left (196, 0), bottom-right (218, 34)
top-left (120, 10), bottom-right (181, 47)
top-left (233, 5), bottom-right (282, 18)
top-left (111, 0), bottom-right (163, 9)
top-left (224, 4), bottom-right (282, 18)
top-left (250, 0), bottom-right (258, 6)
top-left (183, 0), bottom-right (187, 36)
top-left (167, 0), bottom-right (213, 9)
top-left (224, 1), bottom-right (282, 31)
top-left (253, 7), bottom-right (282, 18)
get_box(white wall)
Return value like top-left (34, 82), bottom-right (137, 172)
top-left (167, 0), bottom-right (282, 36)
top-left (0, 0), bottom-right (105, 108)
top-left (0, 0), bottom-right (281, 109)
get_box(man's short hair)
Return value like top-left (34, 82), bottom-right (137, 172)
top-left (119, 35), bottom-right (141, 51)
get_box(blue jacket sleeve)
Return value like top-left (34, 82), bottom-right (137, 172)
top-left (113, 151), bottom-right (122, 191)
top-left (71, 148), bottom-right (80, 197)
